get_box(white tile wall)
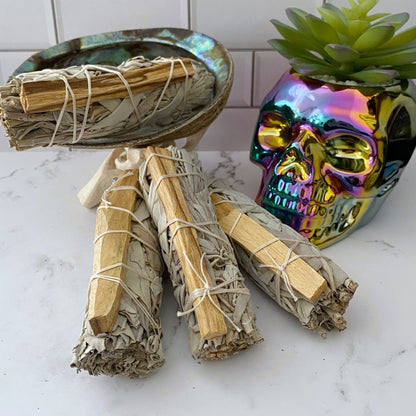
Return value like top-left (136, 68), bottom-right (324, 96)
top-left (54, 0), bottom-right (188, 41)
top-left (228, 51), bottom-right (253, 107)
top-left (190, 0), bottom-right (318, 49)
top-left (0, 51), bottom-right (34, 83)
top-left (253, 51), bottom-right (289, 107)
top-left (196, 108), bottom-right (259, 150)
top-left (0, 0), bottom-right (416, 152)
top-left (0, 0), bottom-right (56, 49)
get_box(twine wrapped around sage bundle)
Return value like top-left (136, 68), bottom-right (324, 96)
top-left (0, 56), bottom-right (215, 150)
top-left (71, 175), bottom-right (165, 378)
top-left (209, 180), bottom-right (358, 338)
top-left (139, 147), bottom-right (263, 360)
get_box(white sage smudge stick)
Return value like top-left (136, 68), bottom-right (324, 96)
top-left (71, 174), bottom-right (165, 378)
top-left (0, 56), bottom-right (214, 150)
top-left (209, 179), bottom-right (358, 338)
top-left (20, 59), bottom-right (195, 113)
top-left (143, 146), bottom-right (227, 340)
top-left (211, 193), bottom-right (328, 303)
top-left (88, 169), bottom-right (139, 335)
top-left (139, 147), bottom-right (263, 359)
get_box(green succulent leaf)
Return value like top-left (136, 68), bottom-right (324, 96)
top-left (324, 44), bottom-right (360, 63)
top-left (343, 2), bottom-right (384, 22)
top-left (376, 12), bottom-right (409, 30)
top-left (289, 58), bottom-right (336, 77)
top-left (268, 39), bottom-right (323, 64)
top-left (270, 19), bottom-right (302, 41)
top-left (347, 0), bottom-right (358, 9)
top-left (360, 39), bottom-right (416, 58)
top-left (382, 26), bottom-right (416, 49)
top-left (268, 39), bottom-right (293, 60)
top-left (286, 8), bottom-right (313, 34)
top-left (270, 19), bottom-right (323, 53)
top-left (270, 0), bottom-right (416, 84)
top-left (342, 6), bottom-right (352, 19)
top-left (352, 23), bottom-right (395, 51)
top-left (360, 0), bottom-right (378, 10)
top-left (347, 0), bottom-right (377, 19)
top-left (388, 63), bottom-right (416, 78)
top-left (359, 48), bottom-right (416, 66)
top-left (306, 14), bottom-right (340, 44)
top-left (348, 20), bottom-right (370, 39)
top-left (365, 12), bottom-right (390, 22)
top-left (350, 68), bottom-right (398, 83)
top-left (318, 4), bottom-right (349, 36)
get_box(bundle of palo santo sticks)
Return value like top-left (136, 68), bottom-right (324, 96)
top-left (0, 56), bottom-right (215, 150)
top-left (71, 146), bottom-right (358, 378)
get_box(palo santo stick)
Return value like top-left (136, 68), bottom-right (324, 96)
top-left (144, 146), bottom-right (227, 340)
top-left (20, 58), bottom-right (195, 114)
top-left (88, 169), bottom-right (139, 335)
top-left (211, 193), bottom-right (327, 303)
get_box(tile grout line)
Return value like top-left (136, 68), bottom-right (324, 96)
top-left (225, 106), bottom-right (259, 110)
top-left (0, 49), bottom-right (41, 53)
top-left (250, 50), bottom-right (255, 107)
top-left (187, 0), bottom-right (192, 29)
top-left (228, 48), bottom-right (272, 52)
top-left (50, 0), bottom-right (60, 44)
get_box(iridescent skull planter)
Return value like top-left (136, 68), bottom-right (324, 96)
top-left (250, 71), bottom-right (416, 247)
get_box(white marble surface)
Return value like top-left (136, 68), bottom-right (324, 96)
top-left (0, 149), bottom-right (415, 416)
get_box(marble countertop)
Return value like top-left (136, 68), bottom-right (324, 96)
top-left (1, 148), bottom-right (415, 416)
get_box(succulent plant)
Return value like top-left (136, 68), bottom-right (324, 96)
top-left (269, 0), bottom-right (416, 84)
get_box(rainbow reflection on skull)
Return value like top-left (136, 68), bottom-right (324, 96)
top-left (250, 72), bottom-right (416, 247)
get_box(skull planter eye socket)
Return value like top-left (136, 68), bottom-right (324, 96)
top-left (326, 135), bottom-right (373, 173)
top-left (250, 71), bottom-right (416, 247)
top-left (257, 112), bottom-right (291, 150)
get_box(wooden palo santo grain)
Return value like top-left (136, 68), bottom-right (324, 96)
top-left (144, 146), bottom-right (227, 340)
top-left (88, 169), bottom-right (139, 335)
top-left (20, 58), bottom-right (195, 114)
top-left (211, 194), bottom-right (327, 303)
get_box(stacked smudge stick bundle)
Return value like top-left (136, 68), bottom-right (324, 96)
top-left (69, 145), bottom-right (357, 378)
top-left (0, 53), bottom-right (358, 379)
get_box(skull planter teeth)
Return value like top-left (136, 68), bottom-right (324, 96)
top-left (251, 71), bottom-right (416, 247)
